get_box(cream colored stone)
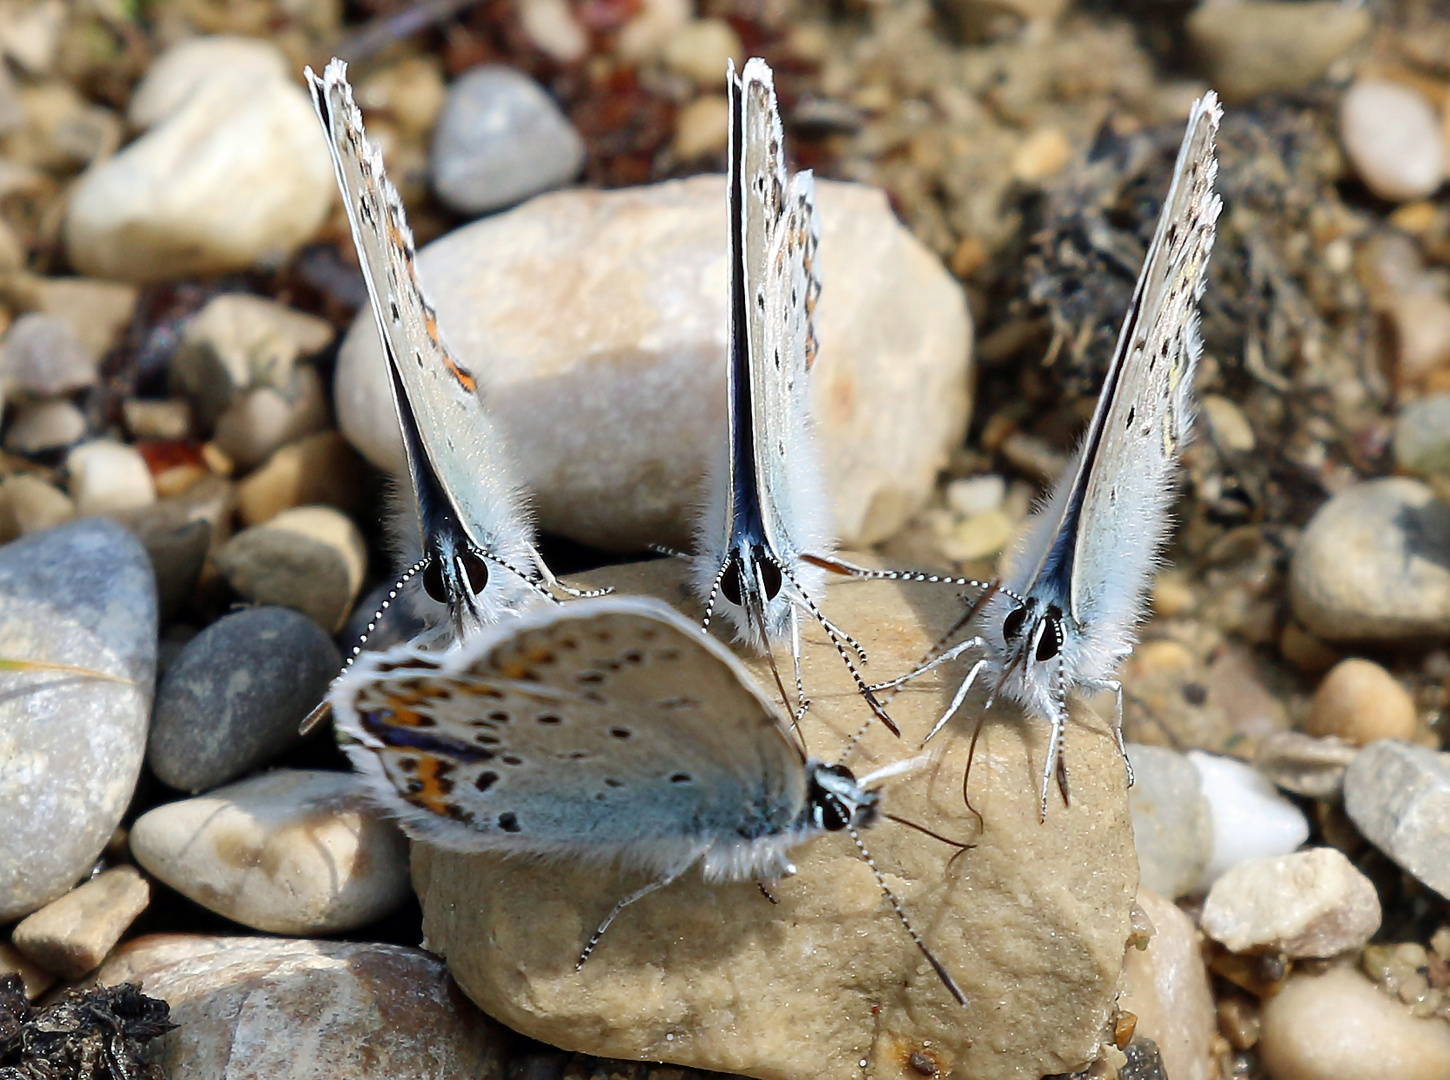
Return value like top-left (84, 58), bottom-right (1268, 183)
top-left (1201, 848), bottom-right (1381, 958)
top-left (414, 558), bottom-right (1136, 1080)
top-left (127, 35), bottom-right (287, 129)
top-left (1118, 889), bottom-right (1216, 1080)
top-left (66, 440), bottom-right (156, 515)
top-left (1187, 1), bottom-right (1371, 102)
top-left (0, 942), bottom-right (54, 998)
top-left (662, 19), bottom-right (742, 87)
top-left (215, 505), bottom-right (366, 632)
top-left (673, 94), bottom-right (729, 160)
top-left (1010, 126), bottom-right (1071, 182)
top-left (518, 0), bottom-right (588, 63)
top-left (235, 431), bottom-right (365, 527)
top-left (1306, 658), bottom-right (1417, 746)
top-left (11, 865), bottom-right (150, 979)
top-left (0, 474), bottom-right (72, 541)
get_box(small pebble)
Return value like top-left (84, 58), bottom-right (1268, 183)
top-left (1394, 394), bottom-right (1450, 479)
top-left (65, 440), bottom-right (156, 515)
top-left (1188, 750), bottom-right (1309, 891)
top-left (126, 35), bottom-right (287, 129)
top-left (1306, 658), bottom-right (1416, 746)
top-left (1388, 293), bottom-right (1450, 390)
top-left (235, 431), bottom-right (366, 527)
top-left (517, 0), bottom-right (588, 63)
top-left (212, 367), bottom-right (330, 471)
top-left (615, 0), bottom-right (690, 61)
top-left (357, 58), bottom-right (447, 138)
top-left (0, 311), bottom-right (97, 398)
top-left (26, 277), bottom-right (140, 362)
top-left (1201, 393), bottom-right (1255, 453)
top-left (662, 19), bottom-right (742, 87)
top-left (0, 942), bottom-right (54, 999)
top-left (3, 398), bottom-right (86, 454)
top-left (1125, 744), bottom-right (1213, 900)
top-left (148, 606), bottom-right (340, 792)
top-left (123, 398), bottom-right (192, 441)
top-left (11, 866), bottom-right (150, 979)
top-left (0, 474), bottom-right (73, 540)
top-left (1009, 126), bottom-right (1071, 183)
top-left (130, 770), bottom-right (411, 934)
top-left (1258, 967), bottom-right (1450, 1080)
top-left (1290, 478), bottom-right (1450, 642)
top-left (430, 66), bottom-right (584, 216)
top-left (1254, 731), bottom-right (1357, 799)
top-left (109, 504), bottom-right (211, 622)
top-left (1186, 0), bottom-right (1370, 102)
top-left (945, 474), bottom-right (1005, 517)
top-left (1341, 79), bottom-right (1445, 203)
top-left (1344, 740), bottom-right (1450, 900)
top-left (673, 94), bottom-right (729, 160)
top-left (942, 508), bottom-right (1012, 562)
top-left (214, 505), bottom-right (366, 632)
top-left (1200, 848), bottom-right (1381, 958)
top-left (1118, 889), bottom-right (1216, 1080)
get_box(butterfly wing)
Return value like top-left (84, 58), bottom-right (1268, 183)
top-left (307, 60), bottom-right (542, 630)
top-left (331, 596), bottom-right (810, 877)
top-left (1064, 92), bottom-right (1223, 676)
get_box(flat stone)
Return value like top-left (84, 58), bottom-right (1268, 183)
top-left (1187, 0), bottom-right (1371, 102)
top-left (1125, 744), bottom-right (1213, 900)
top-left (0, 473), bottom-right (73, 540)
top-left (1188, 751), bottom-right (1309, 891)
top-left (234, 431), bottom-right (367, 527)
top-left (25, 276), bottom-right (139, 363)
top-left (335, 175), bottom-right (972, 552)
top-left (1290, 478), bottom-right (1450, 642)
top-left (148, 607), bottom-right (340, 792)
top-left (0, 518), bottom-right (157, 921)
top-left (1254, 731), bottom-right (1357, 799)
top-left (1117, 889), bottom-right (1216, 1080)
top-left (4, 398), bottom-right (86, 454)
top-left (214, 505), bottom-right (366, 632)
top-left (0, 311), bottom-right (97, 398)
top-left (130, 770), bottom-right (411, 934)
top-left (66, 439), bottom-right (156, 515)
top-left (1343, 739), bottom-right (1450, 900)
top-left (1306, 658), bottom-right (1417, 747)
top-left (1394, 394), bottom-right (1450, 478)
top-left (430, 65), bottom-right (584, 216)
top-left (1258, 967), bottom-right (1450, 1080)
top-left (94, 935), bottom-right (507, 1079)
top-left (1340, 79), bottom-right (1446, 203)
top-left (0, 942), bottom-right (54, 999)
top-left (12, 866), bottom-right (150, 979)
top-left (126, 35), bottom-right (287, 129)
top-left (211, 366), bottom-right (330, 471)
top-left (1200, 848), bottom-right (1381, 958)
top-left (414, 557), bottom-right (1136, 1080)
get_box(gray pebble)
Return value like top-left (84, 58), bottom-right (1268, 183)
top-left (1125, 743), bottom-right (1213, 900)
top-left (1344, 739), bottom-right (1450, 901)
top-left (0, 518), bottom-right (157, 921)
top-left (4, 399), bottom-right (87, 454)
top-left (110, 505), bottom-right (212, 623)
top-left (0, 312), bottom-right (98, 399)
top-left (148, 606), bottom-right (340, 793)
top-left (431, 65), bottom-right (584, 216)
top-left (1289, 478), bottom-right (1450, 642)
top-left (1394, 394), bottom-right (1450, 479)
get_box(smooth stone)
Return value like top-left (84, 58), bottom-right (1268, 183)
top-left (1125, 744), bottom-right (1213, 900)
top-left (66, 439), bottom-right (156, 515)
top-left (94, 936), bottom-right (508, 1078)
top-left (148, 607), bottom-right (340, 792)
top-left (1290, 478), bottom-right (1450, 642)
top-left (0, 311), bottom-right (97, 398)
top-left (1188, 751), bottom-right (1309, 891)
top-left (1118, 889), bottom-right (1216, 1080)
top-left (1258, 967), bottom-right (1450, 1080)
top-left (0, 519), bottom-right (156, 921)
top-left (336, 175), bottom-right (972, 552)
top-left (672, 94), bottom-right (729, 161)
top-left (130, 770), bottom-right (411, 934)
top-left (23, 276), bottom-right (139, 362)
top-left (1340, 79), bottom-right (1445, 203)
top-left (661, 19), bottom-right (743, 86)
top-left (0, 942), bottom-right (54, 999)
top-left (615, 0), bottom-right (690, 61)
top-left (11, 865), bottom-right (150, 979)
top-left (127, 35), bottom-right (287, 129)
top-left (64, 39), bottom-right (333, 283)
top-left (0, 473), bottom-right (72, 540)
top-left (414, 557), bottom-right (1136, 1080)
top-left (123, 397), bottom-right (192, 441)
top-left (169, 294), bottom-right (334, 428)
top-left (518, 0), bottom-right (587, 62)
top-left (3, 398), bottom-right (86, 453)
top-left (214, 505), bottom-right (366, 632)
top-left (1343, 739), bottom-right (1450, 900)
top-left (234, 431), bottom-right (367, 527)
top-left (1200, 848), bottom-right (1381, 958)
top-left (1389, 294), bottom-right (1450, 390)
top-left (108, 505), bottom-right (212, 623)
top-left (1186, 0), bottom-right (1371, 102)
top-left (945, 474), bottom-right (1005, 517)
top-left (1394, 394), bottom-right (1450, 478)
top-left (430, 65), bottom-right (584, 216)
top-left (1254, 731), bottom-right (1357, 800)
top-left (211, 366), bottom-right (330, 471)
top-left (1306, 659), bottom-right (1417, 747)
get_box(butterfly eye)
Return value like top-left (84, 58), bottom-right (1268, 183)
top-left (1036, 611), bottom-right (1063, 662)
top-left (758, 558), bottom-right (783, 600)
top-left (721, 562), bottom-right (744, 606)
top-left (1002, 605), bottom-right (1027, 641)
top-left (817, 793), bottom-right (852, 831)
top-left (422, 560), bottom-right (448, 603)
top-left (460, 553), bottom-right (489, 595)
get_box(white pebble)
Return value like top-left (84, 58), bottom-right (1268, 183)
top-left (1188, 750), bottom-right (1309, 891)
top-left (66, 440), bottom-right (156, 515)
top-left (1340, 79), bottom-right (1446, 202)
top-left (946, 474), bottom-right (1006, 517)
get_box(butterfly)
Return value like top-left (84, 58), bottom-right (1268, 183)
top-left (329, 592), bottom-right (965, 1002)
top-left (307, 59), bottom-right (591, 644)
top-left (691, 58), bottom-right (902, 733)
top-left (874, 92), bottom-right (1224, 821)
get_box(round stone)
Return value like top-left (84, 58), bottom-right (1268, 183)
top-left (1394, 394), bottom-right (1450, 479)
top-left (0, 311), bottom-right (98, 397)
top-left (1291, 478), bottom-right (1450, 643)
top-left (0, 518), bottom-right (157, 921)
top-left (148, 607), bottom-right (340, 793)
top-left (1186, 0), bottom-right (1370, 101)
top-left (66, 440), bottom-right (156, 515)
top-left (1117, 889), bottom-right (1216, 1080)
top-left (1340, 79), bottom-right (1446, 203)
top-left (1125, 744), bottom-right (1213, 900)
top-left (3, 399), bottom-right (87, 454)
top-left (1343, 740), bottom-right (1450, 901)
top-left (1305, 658), bottom-right (1417, 747)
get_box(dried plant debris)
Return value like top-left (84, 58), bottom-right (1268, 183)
top-left (0, 975), bottom-right (174, 1080)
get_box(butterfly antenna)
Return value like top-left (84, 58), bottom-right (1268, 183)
top-left (647, 542), bottom-right (690, 559)
top-left (847, 827), bottom-right (967, 1007)
top-left (577, 868), bottom-right (684, 969)
top-left (700, 557), bottom-right (732, 636)
top-left (531, 551), bottom-right (613, 600)
top-left (883, 813), bottom-right (975, 854)
top-left (299, 558), bottom-right (428, 736)
top-left (803, 553), bottom-right (991, 593)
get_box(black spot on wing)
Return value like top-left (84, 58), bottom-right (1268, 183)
top-left (498, 812), bottom-right (520, 832)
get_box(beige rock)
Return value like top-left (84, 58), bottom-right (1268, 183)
top-left (414, 558), bottom-right (1136, 1080)
top-left (1118, 889), bottom-right (1216, 1080)
top-left (94, 936), bottom-right (508, 1078)
top-left (662, 19), bottom-right (742, 86)
top-left (616, 0), bottom-right (690, 61)
top-left (28, 277), bottom-right (139, 362)
top-left (130, 771), bottom-right (411, 935)
top-left (1387, 291), bottom-right (1450, 391)
top-left (4, 398), bottom-right (85, 453)
top-left (0, 942), bottom-right (54, 999)
top-left (1201, 393), bottom-right (1255, 453)
top-left (673, 94), bottom-right (729, 160)
top-left (1187, 0), bottom-right (1371, 102)
top-left (0, 473), bottom-right (73, 541)
top-left (1306, 658), bottom-right (1417, 746)
top-left (335, 176), bottom-right (972, 552)
top-left (11, 866), bottom-right (150, 979)
top-left (235, 431), bottom-right (366, 526)
top-left (66, 440), bottom-right (156, 515)
top-left (123, 398), bottom-right (192, 441)
top-left (126, 35), bottom-right (288, 129)
top-left (1201, 848), bottom-right (1381, 958)
top-left (0, 311), bottom-right (97, 397)
top-left (1254, 731), bottom-right (1357, 799)
top-left (1010, 126), bottom-right (1071, 183)
top-left (1341, 79), bottom-right (1445, 203)
top-left (518, 0), bottom-right (588, 63)
top-left (1259, 967), bottom-right (1450, 1080)
top-left (212, 367), bottom-right (330, 471)
top-left (214, 505), bottom-right (366, 632)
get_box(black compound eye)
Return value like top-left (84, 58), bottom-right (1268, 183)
top-left (758, 558), bottom-right (783, 600)
top-left (819, 794), bottom-right (851, 831)
top-left (721, 563), bottom-right (745, 607)
top-left (422, 560), bottom-right (448, 603)
top-left (461, 552), bottom-right (489, 595)
top-left (1002, 605), bottom-right (1027, 641)
top-left (1036, 609), bottom-right (1063, 662)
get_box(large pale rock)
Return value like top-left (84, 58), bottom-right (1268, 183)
top-left (1343, 739), bottom-right (1450, 900)
top-left (335, 176), bottom-right (972, 552)
top-left (0, 519), bottom-right (156, 921)
top-left (64, 38), bottom-right (333, 283)
top-left (95, 935), bottom-right (508, 1079)
top-left (413, 558), bottom-right (1135, 1080)
top-left (1187, 0), bottom-right (1371, 103)
top-left (1118, 889), bottom-right (1216, 1080)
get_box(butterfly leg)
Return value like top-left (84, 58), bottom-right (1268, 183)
top-left (868, 636), bottom-right (986, 694)
top-left (531, 550), bottom-right (613, 600)
top-left (577, 865), bottom-right (688, 969)
top-left (1080, 676), bottom-right (1132, 788)
top-left (788, 606), bottom-right (810, 726)
top-left (921, 655), bottom-right (990, 745)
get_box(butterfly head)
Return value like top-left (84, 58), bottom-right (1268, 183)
top-left (807, 762), bottom-right (880, 832)
top-left (1000, 597), bottom-right (1065, 664)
